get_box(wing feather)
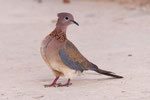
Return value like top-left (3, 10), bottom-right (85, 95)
top-left (59, 40), bottom-right (90, 72)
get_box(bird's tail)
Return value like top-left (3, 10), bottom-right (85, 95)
top-left (88, 63), bottom-right (123, 78)
top-left (94, 68), bottom-right (123, 78)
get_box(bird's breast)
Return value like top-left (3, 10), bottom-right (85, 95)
top-left (40, 36), bottom-right (64, 66)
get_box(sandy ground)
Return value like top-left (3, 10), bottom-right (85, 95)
top-left (0, 0), bottom-right (150, 100)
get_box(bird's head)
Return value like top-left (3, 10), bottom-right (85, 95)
top-left (56, 12), bottom-right (79, 27)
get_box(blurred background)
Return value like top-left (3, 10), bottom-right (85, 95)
top-left (0, 0), bottom-right (150, 100)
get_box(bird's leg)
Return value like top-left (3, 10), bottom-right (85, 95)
top-left (44, 76), bottom-right (59, 87)
top-left (57, 78), bottom-right (72, 87)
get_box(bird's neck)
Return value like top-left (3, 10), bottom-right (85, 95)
top-left (50, 27), bottom-right (67, 42)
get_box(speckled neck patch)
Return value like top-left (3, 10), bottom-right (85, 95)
top-left (50, 29), bottom-right (67, 42)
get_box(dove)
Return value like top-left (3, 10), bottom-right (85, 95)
top-left (40, 12), bottom-right (123, 87)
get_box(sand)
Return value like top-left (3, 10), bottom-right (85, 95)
top-left (0, 0), bottom-right (150, 100)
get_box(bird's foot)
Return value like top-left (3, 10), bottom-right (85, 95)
top-left (44, 83), bottom-right (57, 87)
top-left (56, 78), bottom-right (72, 87)
top-left (56, 83), bottom-right (72, 87)
top-left (44, 78), bottom-right (72, 87)
top-left (44, 83), bottom-right (72, 87)
top-left (44, 76), bottom-right (60, 87)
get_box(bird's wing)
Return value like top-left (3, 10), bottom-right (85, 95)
top-left (59, 41), bottom-right (123, 78)
top-left (59, 40), bottom-right (92, 72)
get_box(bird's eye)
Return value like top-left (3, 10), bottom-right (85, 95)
top-left (65, 17), bottom-right (69, 20)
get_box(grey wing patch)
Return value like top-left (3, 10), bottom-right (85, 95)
top-left (59, 49), bottom-right (84, 72)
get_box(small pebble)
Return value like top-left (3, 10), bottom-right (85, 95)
top-left (128, 54), bottom-right (132, 56)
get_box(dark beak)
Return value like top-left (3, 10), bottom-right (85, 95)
top-left (70, 20), bottom-right (79, 26)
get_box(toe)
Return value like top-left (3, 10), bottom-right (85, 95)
top-left (44, 84), bottom-right (56, 87)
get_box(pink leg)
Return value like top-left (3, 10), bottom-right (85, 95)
top-left (44, 76), bottom-right (59, 87)
top-left (57, 79), bottom-right (72, 87)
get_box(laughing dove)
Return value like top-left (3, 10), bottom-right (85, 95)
top-left (40, 12), bottom-right (123, 87)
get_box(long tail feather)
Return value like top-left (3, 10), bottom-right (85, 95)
top-left (88, 63), bottom-right (123, 78)
top-left (95, 69), bottom-right (123, 78)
